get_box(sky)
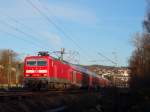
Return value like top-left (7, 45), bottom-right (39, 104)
top-left (0, 0), bottom-right (147, 66)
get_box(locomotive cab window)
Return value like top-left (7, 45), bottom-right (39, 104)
top-left (27, 61), bottom-right (36, 66)
top-left (37, 60), bottom-right (47, 66)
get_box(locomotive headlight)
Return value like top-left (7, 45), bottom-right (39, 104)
top-left (26, 70), bottom-right (34, 73)
top-left (26, 74), bottom-right (30, 77)
top-left (43, 74), bottom-right (47, 76)
top-left (39, 70), bottom-right (47, 73)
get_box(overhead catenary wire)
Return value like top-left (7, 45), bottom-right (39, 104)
top-left (0, 6), bottom-right (79, 62)
top-left (25, 0), bottom-right (79, 46)
top-left (98, 52), bottom-right (117, 66)
top-left (0, 3), bottom-right (74, 60)
top-left (0, 19), bottom-right (76, 62)
top-left (37, 0), bottom-right (62, 26)
top-left (25, 0), bottom-right (93, 61)
top-left (0, 29), bottom-right (41, 48)
top-left (0, 19), bottom-right (46, 48)
top-left (36, 1), bottom-right (82, 63)
top-left (0, 11), bottom-right (55, 49)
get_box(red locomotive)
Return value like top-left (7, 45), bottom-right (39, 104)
top-left (24, 51), bottom-right (110, 90)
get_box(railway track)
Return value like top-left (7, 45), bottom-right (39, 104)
top-left (0, 89), bottom-right (93, 97)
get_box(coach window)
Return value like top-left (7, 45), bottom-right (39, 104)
top-left (37, 60), bottom-right (47, 66)
top-left (27, 61), bottom-right (36, 66)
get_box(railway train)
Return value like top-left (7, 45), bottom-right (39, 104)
top-left (24, 51), bottom-right (110, 90)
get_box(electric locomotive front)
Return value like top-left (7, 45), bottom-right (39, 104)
top-left (24, 52), bottom-right (53, 90)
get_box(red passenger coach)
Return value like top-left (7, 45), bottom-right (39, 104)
top-left (24, 51), bottom-right (110, 90)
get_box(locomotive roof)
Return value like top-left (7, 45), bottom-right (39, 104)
top-left (25, 55), bottom-right (98, 77)
top-left (70, 64), bottom-right (97, 77)
top-left (25, 55), bottom-right (53, 59)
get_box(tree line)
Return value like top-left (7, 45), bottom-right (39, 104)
top-left (0, 49), bottom-right (23, 87)
top-left (129, 2), bottom-right (150, 90)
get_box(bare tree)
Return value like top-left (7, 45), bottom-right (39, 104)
top-left (130, 34), bottom-right (150, 88)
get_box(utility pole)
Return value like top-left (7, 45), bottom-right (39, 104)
top-left (60, 48), bottom-right (65, 61)
top-left (7, 50), bottom-right (12, 88)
